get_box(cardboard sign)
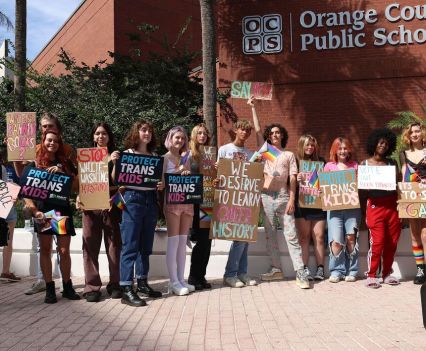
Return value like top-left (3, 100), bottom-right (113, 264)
top-left (6, 112), bottom-right (36, 161)
top-left (398, 182), bottom-right (426, 218)
top-left (77, 147), bottom-right (110, 210)
top-left (298, 160), bottom-right (324, 209)
top-left (358, 165), bottom-right (396, 190)
top-left (115, 152), bottom-right (163, 188)
top-left (319, 170), bottom-right (360, 210)
top-left (200, 146), bottom-right (217, 228)
top-left (20, 167), bottom-right (73, 205)
top-left (210, 159), bottom-right (264, 242)
top-left (0, 180), bottom-right (20, 219)
top-left (231, 81), bottom-right (273, 100)
top-left (165, 174), bottom-right (203, 204)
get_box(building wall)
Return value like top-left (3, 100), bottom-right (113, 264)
top-left (217, 0), bottom-right (426, 159)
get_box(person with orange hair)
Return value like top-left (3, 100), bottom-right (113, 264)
top-left (324, 137), bottom-right (361, 283)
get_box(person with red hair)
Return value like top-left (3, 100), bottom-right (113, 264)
top-left (22, 130), bottom-right (80, 303)
top-left (324, 137), bottom-right (362, 283)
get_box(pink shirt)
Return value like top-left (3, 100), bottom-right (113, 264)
top-left (263, 151), bottom-right (298, 192)
top-left (324, 160), bottom-right (358, 172)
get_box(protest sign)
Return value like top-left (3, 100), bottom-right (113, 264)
top-left (298, 160), bottom-right (324, 209)
top-left (319, 169), bottom-right (360, 211)
top-left (20, 167), bottom-right (73, 205)
top-left (231, 81), bottom-right (273, 100)
top-left (200, 146), bottom-right (217, 228)
top-left (210, 159), bottom-right (264, 242)
top-left (77, 147), bottom-right (110, 210)
top-left (358, 165), bottom-right (396, 190)
top-left (0, 180), bottom-right (20, 219)
top-left (165, 174), bottom-right (203, 204)
top-left (398, 182), bottom-right (426, 218)
top-left (115, 152), bottom-right (163, 188)
top-left (6, 112), bottom-right (36, 161)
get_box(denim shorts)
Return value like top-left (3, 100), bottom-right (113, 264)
top-left (6, 206), bottom-right (17, 223)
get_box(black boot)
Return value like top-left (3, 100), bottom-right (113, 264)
top-left (107, 284), bottom-right (122, 299)
top-left (188, 276), bottom-right (204, 291)
top-left (137, 279), bottom-right (162, 298)
top-left (122, 286), bottom-right (146, 307)
top-left (44, 281), bottom-right (57, 304)
top-left (62, 280), bottom-right (81, 300)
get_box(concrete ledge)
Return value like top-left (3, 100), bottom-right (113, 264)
top-left (0, 227), bottom-right (417, 279)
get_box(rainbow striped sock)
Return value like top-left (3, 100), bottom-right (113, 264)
top-left (412, 245), bottom-right (425, 266)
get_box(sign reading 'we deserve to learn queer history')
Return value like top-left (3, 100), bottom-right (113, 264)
top-left (319, 169), bottom-right (359, 210)
top-left (298, 160), bottom-right (324, 209)
top-left (210, 159), bottom-right (264, 242)
top-left (200, 146), bottom-right (217, 228)
top-left (77, 147), bottom-right (110, 210)
top-left (165, 174), bottom-right (203, 204)
top-left (398, 182), bottom-right (426, 218)
top-left (231, 81), bottom-right (273, 100)
top-left (20, 167), bottom-right (73, 205)
top-left (357, 165), bottom-right (396, 190)
top-left (6, 112), bottom-right (36, 161)
top-left (115, 152), bottom-right (163, 188)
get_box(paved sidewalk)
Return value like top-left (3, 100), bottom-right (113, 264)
top-left (0, 277), bottom-right (425, 351)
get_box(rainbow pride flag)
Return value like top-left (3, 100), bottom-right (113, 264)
top-left (200, 207), bottom-right (213, 221)
top-left (179, 152), bottom-right (190, 166)
top-left (308, 168), bottom-right (320, 189)
top-left (50, 217), bottom-right (67, 235)
top-left (404, 164), bottom-right (419, 182)
top-left (258, 141), bottom-right (281, 161)
top-left (112, 192), bottom-right (126, 210)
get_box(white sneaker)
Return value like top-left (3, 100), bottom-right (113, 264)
top-left (180, 281), bottom-right (195, 292)
top-left (238, 274), bottom-right (257, 286)
top-left (329, 275), bottom-right (342, 283)
top-left (223, 276), bottom-right (244, 288)
top-left (345, 275), bottom-right (357, 282)
top-left (24, 280), bottom-right (46, 295)
top-left (168, 281), bottom-right (189, 296)
top-left (260, 267), bottom-right (284, 281)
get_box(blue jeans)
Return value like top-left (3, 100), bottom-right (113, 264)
top-left (120, 190), bottom-right (157, 286)
top-left (224, 241), bottom-right (249, 278)
top-left (327, 209), bottom-right (361, 278)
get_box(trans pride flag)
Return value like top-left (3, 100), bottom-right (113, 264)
top-left (404, 164), bottom-right (419, 182)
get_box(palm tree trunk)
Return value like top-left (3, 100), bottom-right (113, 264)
top-left (199, 0), bottom-right (217, 146)
top-left (14, 0), bottom-right (26, 111)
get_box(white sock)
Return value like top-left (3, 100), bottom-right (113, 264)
top-left (166, 236), bottom-right (179, 284)
top-left (177, 235), bottom-right (188, 283)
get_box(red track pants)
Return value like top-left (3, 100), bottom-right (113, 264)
top-left (366, 194), bottom-right (401, 278)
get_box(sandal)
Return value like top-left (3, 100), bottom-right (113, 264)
top-left (365, 277), bottom-right (381, 289)
top-left (383, 275), bottom-right (400, 285)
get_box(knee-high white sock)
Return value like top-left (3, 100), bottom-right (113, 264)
top-left (166, 236), bottom-right (179, 284)
top-left (177, 235), bottom-right (188, 282)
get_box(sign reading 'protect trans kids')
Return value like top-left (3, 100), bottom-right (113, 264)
top-left (20, 167), bottom-right (73, 205)
top-left (115, 152), bottom-right (163, 188)
top-left (165, 174), bottom-right (203, 204)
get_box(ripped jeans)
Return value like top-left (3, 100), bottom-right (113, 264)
top-left (327, 209), bottom-right (362, 278)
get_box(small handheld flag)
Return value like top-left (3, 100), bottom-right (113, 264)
top-left (50, 217), bottom-right (68, 235)
top-left (179, 152), bottom-right (190, 166)
top-left (404, 164), bottom-right (419, 182)
top-left (258, 141), bottom-right (281, 161)
top-left (308, 168), bottom-right (320, 189)
top-left (112, 191), bottom-right (126, 210)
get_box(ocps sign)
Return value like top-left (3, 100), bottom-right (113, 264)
top-left (242, 14), bottom-right (283, 54)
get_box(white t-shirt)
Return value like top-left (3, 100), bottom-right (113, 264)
top-left (217, 143), bottom-right (253, 161)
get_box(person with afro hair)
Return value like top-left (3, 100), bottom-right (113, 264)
top-left (362, 128), bottom-right (401, 288)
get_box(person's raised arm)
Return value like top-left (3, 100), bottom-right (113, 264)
top-left (247, 95), bottom-right (263, 147)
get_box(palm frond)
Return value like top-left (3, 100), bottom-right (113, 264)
top-left (0, 12), bottom-right (13, 31)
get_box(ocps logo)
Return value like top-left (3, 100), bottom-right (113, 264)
top-left (242, 14), bottom-right (282, 54)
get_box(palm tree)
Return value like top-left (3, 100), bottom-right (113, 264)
top-left (14, 0), bottom-right (26, 111)
top-left (0, 11), bottom-right (13, 30)
top-left (199, 0), bottom-right (217, 146)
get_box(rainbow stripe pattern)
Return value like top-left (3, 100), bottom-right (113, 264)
top-left (258, 142), bottom-right (281, 161)
top-left (200, 207), bottom-right (213, 221)
top-left (413, 245), bottom-right (425, 265)
top-left (112, 192), bottom-right (126, 210)
top-left (308, 168), bottom-right (320, 189)
top-left (50, 217), bottom-right (68, 235)
top-left (404, 164), bottom-right (418, 182)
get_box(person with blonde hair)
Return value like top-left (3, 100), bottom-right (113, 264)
top-left (187, 123), bottom-right (213, 290)
top-left (295, 134), bottom-right (327, 281)
top-left (400, 122), bottom-right (426, 284)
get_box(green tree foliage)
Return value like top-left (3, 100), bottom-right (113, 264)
top-left (0, 49), bottom-right (204, 151)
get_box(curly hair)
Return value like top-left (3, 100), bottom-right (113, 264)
top-left (40, 112), bottom-right (62, 134)
top-left (263, 123), bottom-right (288, 148)
top-left (296, 134), bottom-right (320, 161)
top-left (401, 122), bottom-right (426, 150)
top-left (123, 120), bottom-right (156, 153)
top-left (366, 128), bottom-right (397, 157)
top-left (90, 122), bottom-right (116, 154)
top-left (329, 137), bottom-right (353, 162)
top-left (36, 130), bottom-right (70, 174)
top-left (189, 123), bottom-right (211, 162)
top-left (164, 126), bottom-right (189, 154)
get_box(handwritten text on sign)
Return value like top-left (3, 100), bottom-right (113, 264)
top-left (0, 180), bottom-right (20, 219)
top-left (165, 174), bottom-right (203, 204)
top-left (6, 112), bottom-right (36, 161)
top-left (115, 152), bottom-right (163, 188)
top-left (298, 160), bottom-right (324, 209)
top-left (357, 165), bottom-right (396, 190)
top-left (78, 147), bottom-right (110, 210)
top-left (319, 169), bottom-right (359, 210)
top-left (210, 159), bottom-right (264, 242)
top-left (20, 167), bottom-right (72, 205)
top-left (231, 81), bottom-right (273, 100)
top-left (398, 182), bottom-right (426, 218)
top-left (200, 146), bottom-right (217, 228)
